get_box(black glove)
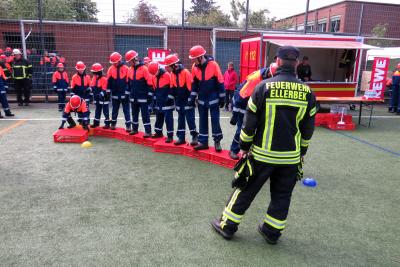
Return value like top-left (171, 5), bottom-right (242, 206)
top-left (231, 154), bottom-right (254, 189)
top-left (296, 157), bottom-right (304, 181)
top-left (219, 100), bottom-right (225, 108)
top-left (230, 113), bottom-right (238, 125)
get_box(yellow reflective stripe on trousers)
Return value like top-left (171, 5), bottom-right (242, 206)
top-left (223, 207), bottom-right (243, 223)
top-left (240, 129), bottom-right (254, 142)
top-left (252, 145), bottom-right (300, 158)
top-left (301, 138), bottom-right (311, 147)
top-left (248, 97), bottom-right (257, 113)
top-left (264, 214), bottom-right (286, 230)
top-left (309, 106), bottom-right (317, 117)
top-left (221, 189), bottom-right (242, 227)
top-left (252, 150), bottom-right (300, 165)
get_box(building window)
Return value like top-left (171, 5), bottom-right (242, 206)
top-left (330, 17), bottom-right (341, 32)
top-left (306, 24), bottom-right (314, 32)
top-left (297, 25), bottom-right (304, 31)
top-left (318, 20), bottom-right (327, 32)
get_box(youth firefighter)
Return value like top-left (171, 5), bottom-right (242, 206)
top-left (0, 62), bottom-right (14, 117)
top-left (189, 45), bottom-right (225, 152)
top-left (107, 52), bottom-right (131, 131)
top-left (212, 46), bottom-right (317, 245)
top-left (126, 50), bottom-right (152, 137)
top-left (52, 63), bottom-right (69, 111)
top-left (148, 61), bottom-right (174, 143)
top-left (165, 54), bottom-right (198, 146)
top-left (229, 63), bottom-right (278, 159)
top-left (58, 95), bottom-right (90, 130)
top-left (90, 63), bottom-right (110, 129)
top-left (71, 61), bottom-right (91, 124)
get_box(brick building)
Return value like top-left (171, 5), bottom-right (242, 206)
top-left (274, 1), bottom-right (400, 38)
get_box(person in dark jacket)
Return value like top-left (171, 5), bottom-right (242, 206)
top-left (11, 49), bottom-right (32, 106)
top-left (296, 56), bottom-right (312, 82)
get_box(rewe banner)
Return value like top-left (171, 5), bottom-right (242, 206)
top-left (363, 57), bottom-right (390, 100)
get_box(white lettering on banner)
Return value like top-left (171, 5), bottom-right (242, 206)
top-left (151, 52), bottom-right (166, 62)
top-left (363, 57), bottom-right (389, 101)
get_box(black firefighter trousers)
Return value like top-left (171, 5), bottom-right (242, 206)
top-left (220, 160), bottom-right (297, 239)
top-left (14, 79), bottom-right (32, 104)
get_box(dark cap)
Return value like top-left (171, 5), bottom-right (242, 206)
top-left (277, 46), bottom-right (300, 61)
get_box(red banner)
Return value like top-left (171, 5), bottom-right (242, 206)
top-left (148, 48), bottom-right (170, 65)
top-left (363, 57), bottom-right (390, 100)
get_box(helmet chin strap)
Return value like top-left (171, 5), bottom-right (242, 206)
top-left (196, 56), bottom-right (202, 65)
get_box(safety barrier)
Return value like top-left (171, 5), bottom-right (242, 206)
top-left (53, 127), bottom-right (238, 169)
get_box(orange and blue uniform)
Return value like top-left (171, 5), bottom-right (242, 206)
top-left (389, 70), bottom-right (400, 113)
top-left (107, 64), bottom-right (131, 128)
top-left (91, 74), bottom-right (110, 127)
top-left (127, 62), bottom-right (152, 134)
top-left (0, 66), bottom-right (11, 113)
top-left (60, 99), bottom-right (89, 128)
top-left (152, 69), bottom-right (174, 138)
top-left (191, 56), bottom-right (225, 145)
top-left (230, 67), bottom-right (270, 154)
top-left (71, 72), bottom-right (91, 123)
top-left (170, 64), bottom-right (197, 141)
top-left (52, 70), bottom-right (69, 111)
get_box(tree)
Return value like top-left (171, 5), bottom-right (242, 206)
top-left (186, 0), bottom-right (233, 27)
top-left (126, 0), bottom-right (166, 25)
top-left (367, 23), bottom-right (392, 47)
top-left (230, 0), bottom-right (275, 29)
top-left (70, 0), bottom-right (98, 22)
top-left (1, 0), bottom-right (98, 21)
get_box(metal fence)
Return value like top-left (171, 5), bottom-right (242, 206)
top-left (0, 0), bottom-right (399, 98)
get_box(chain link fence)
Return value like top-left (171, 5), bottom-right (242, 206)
top-left (0, 0), bottom-right (399, 99)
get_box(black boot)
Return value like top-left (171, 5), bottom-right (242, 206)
top-left (18, 102), bottom-right (23, 107)
top-left (110, 124), bottom-right (116, 130)
top-left (103, 124), bottom-right (110, 129)
top-left (165, 136), bottom-right (173, 143)
top-left (258, 224), bottom-right (279, 245)
top-left (143, 132), bottom-right (151, 138)
top-left (5, 110), bottom-right (15, 117)
top-left (229, 151), bottom-right (239, 160)
top-left (152, 133), bottom-right (164, 138)
top-left (211, 219), bottom-right (234, 240)
top-left (194, 143), bottom-right (209, 151)
top-left (388, 107), bottom-right (394, 113)
top-left (90, 121), bottom-right (100, 128)
top-left (0, 111), bottom-right (3, 118)
top-left (190, 134), bottom-right (199, 146)
top-left (214, 141), bottom-right (222, 152)
top-left (174, 139), bottom-right (186, 146)
top-left (126, 126), bottom-right (132, 133)
top-left (129, 130), bottom-right (138, 135)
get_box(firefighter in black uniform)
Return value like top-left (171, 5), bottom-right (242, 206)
top-left (212, 46), bottom-right (317, 244)
top-left (11, 49), bottom-right (32, 106)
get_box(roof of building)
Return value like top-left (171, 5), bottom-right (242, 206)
top-left (276, 0), bottom-right (400, 23)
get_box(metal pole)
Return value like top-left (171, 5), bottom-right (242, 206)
top-left (244, 0), bottom-right (250, 33)
top-left (357, 4), bottom-right (364, 36)
top-left (112, 0), bottom-right (116, 26)
top-left (38, 0), bottom-right (48, 102)
top-left (181, 0), bottom-right (184, 57)
top-left (304, 0), bottom-right (310, 34)
top-left (19, 20), bottom-right (27, 59)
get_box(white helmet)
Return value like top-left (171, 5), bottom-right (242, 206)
top-left (13, 49), bottom-right (21, 55)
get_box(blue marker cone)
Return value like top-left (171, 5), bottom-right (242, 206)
top-left (302, 177), bottom-right (317, 187)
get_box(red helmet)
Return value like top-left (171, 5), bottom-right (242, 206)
top-left (0, 55), bottom-right (6, 60)
top-left (148, 61), bottom-right (159, 75)
top-left (110, 52), bottom-right (122, 64)
top-left (69, 95), bottom-right (82, 109)
top-left (0, 49), bottom-right (3, 54)
top-left (397, 63), bottom-right (400, 69)
top-left (125, 50), bottom-right (138, 62)
top-left (143, 57), bottom-right (151, 64)
top-left (5, 47), bottom-right (12, 52)
top-left (57, 63), bottom-right (64, 68)
top-left (189, 45), bottom-right (206, 59)
top-left (165, 54), bottom-right (180, 66)
top-left (91, 63), bottom-right (103, 72)
top-left (75, 61), bottom-right (86, 71)
top-left (269, 62), bottom-right (278, 77)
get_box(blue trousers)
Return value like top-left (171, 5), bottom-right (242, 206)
top-left (131, 102), bottom-right (151, 134)
top-left (94, 101), bottom-right (110, 126)
top-left (230, 112), bottom-right (244, 154)
top-left (176, 107), bottom-right (197, 140)
top-left (0, 92), bottom-right (10, 111)
top-left (154, 109), bottom-right (174, 137)
top-left (198, 104), bottom-right (223, 144)
top-left (57, 91), bottom-right (66, 110)
top-left (111, 97), bottom-right (131, 127)
top-left (389, 85), bottom-right (400, 112)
